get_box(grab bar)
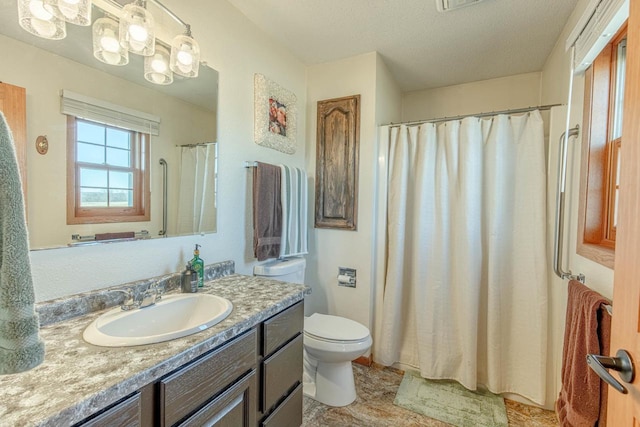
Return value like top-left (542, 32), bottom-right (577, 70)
top-left (159, 158), bottom-right (168, 236)
top-left (553, 125), bottom-right (585, 283)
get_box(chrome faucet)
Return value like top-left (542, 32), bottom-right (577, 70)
top-left (112, 289), bottom-right (137, 311)
top-left (114, 283), bottom-right (164, 311)
top-left (139, 282), bottom-right (164, 308)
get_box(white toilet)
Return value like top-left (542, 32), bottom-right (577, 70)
top-left (253, 257), bottom-right (372, 407)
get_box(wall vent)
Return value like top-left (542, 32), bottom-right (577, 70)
top-left (436, 0), bottom-right (485, 12)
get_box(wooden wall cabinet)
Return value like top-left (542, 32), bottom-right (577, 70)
top-left (315, 95), bottom-right (360, 230)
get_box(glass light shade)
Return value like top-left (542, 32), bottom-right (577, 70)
top-left (144, 44), bottom-right (173, 85)
top-left (93, 17), bottom-right (128, 66)
top-left (43, 0), bottom-right (91, 26)
top-left (119, 3), bottom-right (155, 56)
top-left (17, 0), bottom-right (66, 40)
top-left (170, 34), bottom-right (200, 78)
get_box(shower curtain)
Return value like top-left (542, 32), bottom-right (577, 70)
top-left (376, 111), bottom-right (549, 405)
top-left (176, 144), bottom-right (217, 234)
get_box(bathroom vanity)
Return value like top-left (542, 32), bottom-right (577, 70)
top-left (0, 270), bottom-right (308, 426)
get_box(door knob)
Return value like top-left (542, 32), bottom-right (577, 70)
top-left (586, 349), bottom-right (635, 394)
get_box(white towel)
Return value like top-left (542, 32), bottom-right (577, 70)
top-left (279, 165), bottom-right (308, 258)
top-left (0, 112), bottom-right (45, 374)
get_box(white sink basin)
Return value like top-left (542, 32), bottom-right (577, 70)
top-left (83, 293), bottom-right (233, 347)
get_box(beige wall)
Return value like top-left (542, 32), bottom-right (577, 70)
top-left (28, 0), bottom-right (308, 302)
top-left (0, 34), bottom-right (214, 249)
top-left (402, 72), bottom-right (542, 122)
top-left (305, 52), bottom-right (401, 329)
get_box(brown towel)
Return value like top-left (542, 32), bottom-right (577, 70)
top-left (556, 280), bottom-right (612, 427)
top-left (252, 162), bottom-right (282, 261)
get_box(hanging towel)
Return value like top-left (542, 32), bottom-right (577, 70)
top-left (0, 112), bottom-right (45, 375)
top-left (556, 280), bottom-right (611, 427)
top-left (253, 162), bottom-right (282, 261)
top-left (279, 165), bottom-right (308, 258)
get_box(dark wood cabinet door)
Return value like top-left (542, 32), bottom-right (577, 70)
top-left (179, 370), bottom-right (257, 427)
top-left (78, 392), bottom-right (141, 427)
top-left (315, 95), bottom-right (360, 230)
top-left (160, 329), bottom-right (257, 426)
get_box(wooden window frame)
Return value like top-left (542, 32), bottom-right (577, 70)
top-left (577, 24), bottom-right (627, 269)
top-left (67, 116), bottom-right (150, 224)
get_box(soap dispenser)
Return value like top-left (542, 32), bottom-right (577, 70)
top-left (181, 262), bottom-right (198, 293)
top-left (191, 244), bottom-right (204, 288)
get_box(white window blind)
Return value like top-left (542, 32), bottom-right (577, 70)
top-left (567, 0), bottom-right (628, 73)
top-left (60, 90), bottom-right (161, 136)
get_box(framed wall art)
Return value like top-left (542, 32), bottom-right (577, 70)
top-left (254, 73), bottom-right (297, 154)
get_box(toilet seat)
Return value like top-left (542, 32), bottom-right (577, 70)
top-left (303, 331), bottom-right (370, 344)
top-left (304, 313), bottom-right (370, 342)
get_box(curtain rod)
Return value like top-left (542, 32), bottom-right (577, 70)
top-left (386, 103), bottom-right (564, 127)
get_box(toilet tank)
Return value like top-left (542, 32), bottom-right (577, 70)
top-left (253, 257), bottom-right (306, 284)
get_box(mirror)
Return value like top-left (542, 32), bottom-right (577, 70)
top-left (0, 0), bottom-right (218, 249)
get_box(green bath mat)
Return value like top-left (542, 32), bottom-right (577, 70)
top-left (393, 370), bottom-right (508, 427)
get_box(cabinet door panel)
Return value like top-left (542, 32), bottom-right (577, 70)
top-left (78, 392), bottom-right (140, 427)
top-left (315, 94), bottom-right (360, 230)
top-left (262, 334), bottom-right (303, 412)
top-left (161, 329), bottom-right (257, 426)
top-left (261, 383), bottom-right (302, 427)
top-left (263, 302), bottom-right (303, 356)
top-left (179, 370), bottom-right (256, 427)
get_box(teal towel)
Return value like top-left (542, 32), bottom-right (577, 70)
top-left (0, 111), bottom-right (45, 374)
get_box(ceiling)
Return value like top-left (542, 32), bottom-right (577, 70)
top-left (228, 0), bottom-right (579, 92)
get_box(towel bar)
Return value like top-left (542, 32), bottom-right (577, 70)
top-left (70, 230), bottom-right (150, 245)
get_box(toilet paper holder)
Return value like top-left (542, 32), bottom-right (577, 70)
top-left (338, 267), bottom-right (356, 288)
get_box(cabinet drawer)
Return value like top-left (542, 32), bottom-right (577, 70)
top-left (262, 333), bottom-right (303, 412)
top-left (261, 383), bottom-right (302, 427)
top-left (161, 329), bottom-right (257, 426)
top-left (263, 302), bottom-right (303, 356)
top-left (179, 370), bottom-right (257, 427)
top-left (78, 392), bottom-right (140, 427)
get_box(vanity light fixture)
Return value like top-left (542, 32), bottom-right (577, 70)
top-left (93, 16), bottom-right (129, 66)
top-left (144, 43), bottom-right (172, 85)
top-left (17, 0), bottom-right (67, 40)
top-left (16, 0), bottom-right (201, 85)
top-left (43, 0), bottom-right (92, 26)
top-left (119, 0), bottom-right (155, 56)
top-left (170, 25), bottom-right (200, 78)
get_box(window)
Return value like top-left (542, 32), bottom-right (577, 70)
top-left (577, 23), bottom-right (627, 268)
top-left (67, 117), bottom-right (150, 224)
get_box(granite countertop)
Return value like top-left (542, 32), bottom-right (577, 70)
top-left (0, 275), bottom-right (309, 427)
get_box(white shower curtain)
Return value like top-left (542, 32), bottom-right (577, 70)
top-left (376, 111), bottom-right (549, 405)
top-left (176, 144), bottom-right (217, 234)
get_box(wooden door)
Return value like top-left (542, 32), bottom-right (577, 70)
top-left (0, 82), bottom-right (27, 204)
top-left (607, 0), bottom-right (640, 424)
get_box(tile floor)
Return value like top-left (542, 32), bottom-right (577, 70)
top-left (302, 363), bottom-right (559, 427)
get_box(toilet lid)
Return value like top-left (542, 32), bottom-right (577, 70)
top-left (304, 313), bottom-right (370, 342)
